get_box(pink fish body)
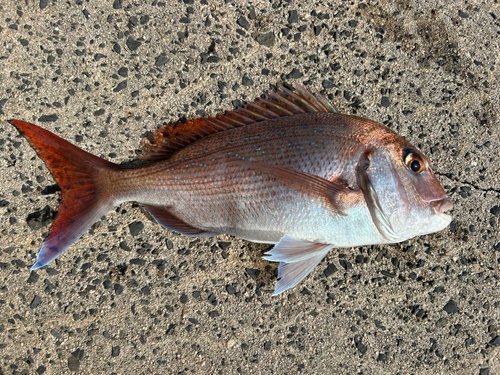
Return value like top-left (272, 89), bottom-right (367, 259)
top-left (9, 85), bottom-right (452, 295)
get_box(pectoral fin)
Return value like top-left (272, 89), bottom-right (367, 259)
top-left (230, 161), bottom-right (352, 215)
top-left (264, 235), bottom-right (334, 295)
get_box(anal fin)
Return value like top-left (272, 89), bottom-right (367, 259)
top-left (142, 204), bottom-right (215, 237)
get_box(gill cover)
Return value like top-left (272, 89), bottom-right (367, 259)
top-left (356, 150), bottom-right (406, 242)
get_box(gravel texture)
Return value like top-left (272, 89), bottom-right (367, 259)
top-left (0, 1), bottom-right (499, 374)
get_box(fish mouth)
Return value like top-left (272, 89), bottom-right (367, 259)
top-left (428, 197), bottom-right (453, 215)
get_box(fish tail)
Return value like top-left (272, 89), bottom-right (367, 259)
top-left (9, 120), bottom-right (120, 269)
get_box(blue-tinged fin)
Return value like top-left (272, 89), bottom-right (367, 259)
top-left (8, 120), bottom-right (118, 269)
top-left (269, 237), bottom-right (334, 296)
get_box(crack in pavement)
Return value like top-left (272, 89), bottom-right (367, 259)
top-left (435, 172), bottom-right (500, 194)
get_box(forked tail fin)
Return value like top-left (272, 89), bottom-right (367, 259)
top-left (9, 120), bottom-right (120, 269)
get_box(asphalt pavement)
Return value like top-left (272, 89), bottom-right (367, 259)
top-left (0, 1), bottom-right (499, 374)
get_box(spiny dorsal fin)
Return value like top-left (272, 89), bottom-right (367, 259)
top-left (138, 84), bottom-right (336, 160)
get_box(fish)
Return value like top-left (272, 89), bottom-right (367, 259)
top-left (8, 84), bottom-right (453, 295)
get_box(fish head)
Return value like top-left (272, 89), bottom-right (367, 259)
top-left (359, 138), bottom-right (453, 242)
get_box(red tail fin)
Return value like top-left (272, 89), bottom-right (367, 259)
top-left (9, 120), bottom-right (119, 269)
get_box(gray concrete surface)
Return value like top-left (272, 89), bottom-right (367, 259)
top-left (0, 0), bottom-right (499, 374)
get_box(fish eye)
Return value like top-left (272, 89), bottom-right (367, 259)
top-left (404, 153), bottom-right (424, 173)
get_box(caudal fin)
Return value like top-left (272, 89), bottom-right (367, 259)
top-left (9, 120), bottom-right (120, 269)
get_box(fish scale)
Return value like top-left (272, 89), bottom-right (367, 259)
top-left (8, 85), bottom-right (452, 295)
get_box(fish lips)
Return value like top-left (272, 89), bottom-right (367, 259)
top-left (427, 196), bottom-right (453, 214)
top-left (426, 196), bottom-right (453, 225)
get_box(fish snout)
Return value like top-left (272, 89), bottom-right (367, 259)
top-left (429, 197), bottom-right (453, 215)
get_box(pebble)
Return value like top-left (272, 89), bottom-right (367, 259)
top-left (287, 68), bottom-right (303, 79)
top-left (251, 32), bottom-right (275, 47)
top-left (443, 300), bottom-right (459, 314)
top-left (323, 263), bottom-right (337, 277)
top-left (489, 336), bottom-right (500, 346)
top-left (130, 258), bottom-right (146, 266)
top-left (67, 356), bottom-right (80, 372)
top-left (111, 346), bottom-right (120, 357)
top-left (435, 317), bottom-right (448, 327)
top-left (30, 295), bottom-right (42, 309)
top-left (26, 271), bottom-right (39, 284)
top-left (128, 220), bottom-right (144, 236)
top-left (242, 75), bottom-right (253, 86)
top-left (26, 205), bottom-right (56, 230)
top-left (237, 17), bottom-right (250, 30)
top-left (381, 96), bottom-right (391, 107)
top-left (113, 80), bottom-right (127, 92)
top-left (38, 114), bottom-right (58, 122)
top-left (118, 67), bottom-right (128, 77)
top-left (114, 284), bottom-right (124, 295)
top-left (354, 335), bottom-right (367, 354)
top-left (155, 53), bottom-right (168, 67)
top-left (126, 37), bottom-right (141, 51)
top-left (245, 268), bottom-right (260, 279)
top-left (322, 80), bottom-right (334, 89)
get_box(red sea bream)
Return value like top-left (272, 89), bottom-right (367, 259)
top-left (9, 85), bottom-right (453, 295)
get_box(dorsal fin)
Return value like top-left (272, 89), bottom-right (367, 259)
top-left (138, 84), bottom-right (336, 160)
